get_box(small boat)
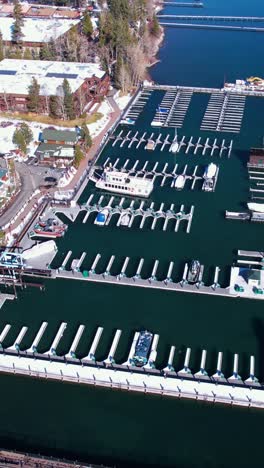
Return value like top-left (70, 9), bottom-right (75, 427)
top-left (94, 208), bottom-right (109, 226)
top-left (203, 163), bottom-right (217, 179)
top-left (131, 330), bottom-right (153, 367)
top-left (121, 117), bottom-right (135, 125)
top-left (248, 203), bottom-right (264, 213)
top-left (187, 260), bottom-right (201, 284)
top-left (120, 213), bottom-right (130, 226)
top-left (145, 139), bottom-right (155, 150)
top-left (169, 128), bottom-right (179, 153)
top-left (29, 218), bottom-right (67, 239)
top-left (174, 174), bottom-right (185, 190)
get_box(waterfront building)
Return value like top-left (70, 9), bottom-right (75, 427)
top-left (0, 59), bottom-right (110, 115)
top-left (248, 148), bottom-right (264, 168)
top-left (36, 129), bottom-right (80, 166)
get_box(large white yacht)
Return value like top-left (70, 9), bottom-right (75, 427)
top-left (95, 167), bottom-right (153, 198)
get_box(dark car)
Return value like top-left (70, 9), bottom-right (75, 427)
top-left (44, 176), bottom-right (57, 184)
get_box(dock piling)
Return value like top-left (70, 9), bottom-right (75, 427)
top-left (82, 327), bottom-right (104, 362)
top-left (163, 346), bottom-right (176, 373)
top-left (104, 329), bottom-right (122, 365)
top-left (27, 322), bottom-right (48, 353)
top-left (66, 325), bottom-right (85, 359)
top-left (45, 322), bottom-right (67, 356)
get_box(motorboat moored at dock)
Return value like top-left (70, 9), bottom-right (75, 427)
top-left (145, 139), bottom-right (156, 150)
top-left (120, 213), bottom-right (130, 226)
top-left (94, 209), bottom-right (109, 226)
top-left (29, 219), bottom-right (67, 239)
top-left (169, 128), bottom-right (179, 153)
top-left (202, 163), bottom-right (219, 192)
top-left (174, 174), bottom-right (186, 190)
top-left (187, 260), bottom-right (201, 284)
top-left (248, 202), bottom-right (264, 213)
top-left (131, 330), bottom-right (153, 367)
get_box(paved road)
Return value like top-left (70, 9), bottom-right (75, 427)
top-left (0, 162), bottom-right (62, 228)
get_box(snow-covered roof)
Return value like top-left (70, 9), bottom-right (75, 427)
top-left (0, 59), bottom-right (106, 95)
top-left (0, 17), bottom-right (80, 43)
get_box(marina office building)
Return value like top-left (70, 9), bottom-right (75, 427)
top-left (0, 59), bottom-right (110, 116)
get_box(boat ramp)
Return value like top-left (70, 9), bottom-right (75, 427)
top-left (0, 322), bottom-right (263, 409)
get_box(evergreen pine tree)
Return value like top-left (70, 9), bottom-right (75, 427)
top-left (81, 123), bottom-right (92, 150)
top-left (19, 123), bottom-right (33, 145)
top-left (49, 95), bottom-right (61, 118)
top-left (12, 0), bottom-right (24, 44)
top-left (82, 12), bottom-right (93, 37)
top-left (27, 77), bottom-right (40, 113)
top-left (0, 31), bottom-right (4, 61)
top-left (74, 145), bottom-right (84, 168)
top-left (62, 79), bottom-right (76, 120)
top-left (12, 129), bottom-right (27, 154)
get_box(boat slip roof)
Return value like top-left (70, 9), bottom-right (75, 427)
top-left (0, 59), bottom-right (105, 95)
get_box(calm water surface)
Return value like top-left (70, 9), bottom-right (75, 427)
top-left (1, 1), bottom-right (264, 466)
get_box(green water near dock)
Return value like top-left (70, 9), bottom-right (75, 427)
top-left (1, 0), bottom-right (264, 465)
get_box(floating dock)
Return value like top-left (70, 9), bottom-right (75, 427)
top-left (0, 324), bottom-right (263, 409)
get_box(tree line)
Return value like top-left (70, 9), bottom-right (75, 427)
top-left (99, 0), bottom-right (161, 92)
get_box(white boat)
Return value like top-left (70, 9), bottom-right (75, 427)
top-left (174, 174), bottom-right (185, 190)
top-left (120, 213), bottom-right (130, 226)
top-left (203, 163), bottom-right (217, 179)
top-left (248, 203), bottom-right (264, 213)
top-left (169, 128), bottom-right (179, 153)
top-left (145, 139), bottom-right (155, 150)
top-left (95, 167), bottom-right (153, 198)
top-left (94, 208), bottom-right (109, 226)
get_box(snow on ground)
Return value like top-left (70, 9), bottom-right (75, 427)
top-left (114, 91), bottom-right (132, 110)
top-left (0, 96), bottom-right (114, 158)
top-left (87, 99), bottom-right (112, 137)
top-left (0, 117), bottom-right (73, 159)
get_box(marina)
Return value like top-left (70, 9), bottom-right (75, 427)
top-left (0, 323), bottom-right (262, 408)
